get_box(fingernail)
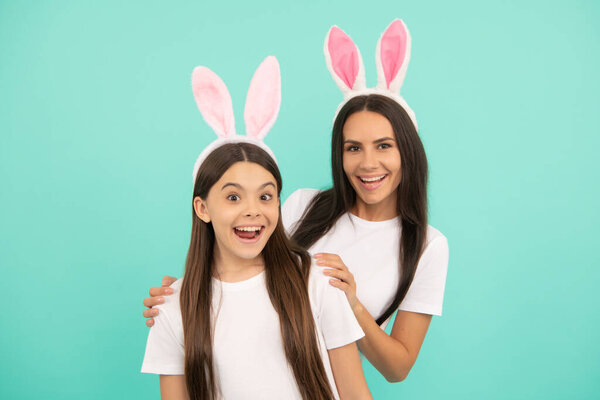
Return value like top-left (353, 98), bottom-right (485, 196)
top-left (314, 254), bottom-right (322, 258)
top-left (165, 288), bottom-right (174, 294)
top-left (323, 270), bottom-right (330, 275)
top-left (157, 297), bottom-right (164, 303)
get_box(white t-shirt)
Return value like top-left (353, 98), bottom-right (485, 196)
top-left (141, 263), bottom-right (364, 399)
top-left (282, 188), bottom-right (449, 329)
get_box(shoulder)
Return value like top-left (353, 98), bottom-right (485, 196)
top-left (282, 188), bottom-right (322, 232)
top-left (425, 225), bottom-right (448, 251)
top-left (283, 188), bottom-right (321, 210)
top-left (155, 278), bottom-right (183, 317)
top-left (307, 259), bottom-right (344, 311)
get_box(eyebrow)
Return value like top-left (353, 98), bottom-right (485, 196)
top-left (221, 182), bottom-right (276, 191)
top-left (343, 137), bottom-right (395, 145)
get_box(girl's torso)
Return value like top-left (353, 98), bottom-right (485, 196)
top-left (141, 263), bottom-right (363, 399)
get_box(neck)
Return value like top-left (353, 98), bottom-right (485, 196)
top-left (351, 193), bottom-right (398, 221)
top-left (212, 242), bottom-right (265, 283)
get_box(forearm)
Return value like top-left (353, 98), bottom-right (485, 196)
top-left (352, 302), bottom-right (414, 382)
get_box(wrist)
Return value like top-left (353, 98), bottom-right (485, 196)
top-left (351, 298), bottom-right (364, 315)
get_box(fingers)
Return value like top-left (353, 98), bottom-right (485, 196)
top-left (146, 319), bottom-right (155, 327)
top-left (323, 268), bottom-right (354, 284)
top-left (143, 308), bottom-right (160, 318)
top-left (162, 276), bottom-right (178, 287)
top-left (149, 286), bottom-right (174, 297)
top-left (143, 296), bottom-right (165, 308)
top-left (328, 278), bottom-right (351, 292)
top-left (314, 255), bottom-right (348, 271)
top-left (314, 253), bottom-right (342, 263)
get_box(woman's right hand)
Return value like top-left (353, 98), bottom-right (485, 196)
top-left (143, 276), bottom-right (178, 327)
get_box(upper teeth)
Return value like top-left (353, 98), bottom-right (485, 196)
top-left (236, 226), bottom-right (261, 232)
top-left (361, 175), bottom-right (386, 182)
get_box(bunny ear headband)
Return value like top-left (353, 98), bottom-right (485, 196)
top-left (324, 19), bottom-right (417, 129)
top-left (191, 56), bottom-right (281, 183)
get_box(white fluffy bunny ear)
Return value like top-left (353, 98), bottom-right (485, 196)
top-left (375, 19), bottom-right (411, 94)
top-left (324, 26), bottom-right (366, 96)
top-left (244, 56), bottom-right (281, 140)
top-left (191, 66), bottom-right (236, 138)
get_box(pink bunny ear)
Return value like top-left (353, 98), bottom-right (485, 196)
top-left (191, 66), bottom-right (236, 138)
top-left (244, 56), bottom-right (281, 140)
top-left (324, 26), bottom-right (366, 95)
top-left (376, 19), bottom-right (411, 93)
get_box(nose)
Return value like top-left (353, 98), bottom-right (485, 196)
top-left (360, 148), bottom-right (379, 170)
top-left (243, 197), bottom-right (261, 217)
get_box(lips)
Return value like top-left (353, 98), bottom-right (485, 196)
top-left (233, 225), bottom-right (265, 243)
top-left (356, 174), bottom-right (387, 190)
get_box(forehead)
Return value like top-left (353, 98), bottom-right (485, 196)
top-left (215, 161), bottom-right (277, 190)
top-left (342, 110), bottom-right (394, 141)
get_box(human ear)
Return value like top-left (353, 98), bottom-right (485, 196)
top-left (193, 197), bottom-right (211, 223)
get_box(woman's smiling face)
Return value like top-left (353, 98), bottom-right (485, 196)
top-left (342, 110), bottom-right (402, 215)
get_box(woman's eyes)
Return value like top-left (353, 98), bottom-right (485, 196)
top-left (345, 143), bottom-right (393, 152)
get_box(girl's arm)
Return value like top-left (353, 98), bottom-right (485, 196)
top-left (327, 343), bottom-right (372, 400)
top-left (159, 375), bottom-right (189, 400)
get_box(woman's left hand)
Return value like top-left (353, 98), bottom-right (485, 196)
top-left (314, 253), bottom-right (359, 309)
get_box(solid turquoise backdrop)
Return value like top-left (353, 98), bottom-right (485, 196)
top-left (1, 0), bottom-right (599, 398)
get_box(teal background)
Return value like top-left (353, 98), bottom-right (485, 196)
top-left (1, 0), bottom-right (599, 398)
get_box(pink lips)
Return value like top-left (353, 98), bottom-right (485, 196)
top-left (356, 174), bottom-right (387, 191)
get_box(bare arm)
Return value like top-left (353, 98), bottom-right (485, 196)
top-left (327, 343), bottom-right (372, 400)
top-left (143, 276), bottom-right (178, 327)
top-left (317, 253), bottom-right (432, 382)
top-left (354, 306), bottom-right (431, 382)
top-left (159, 375), bottom-right (189, 400)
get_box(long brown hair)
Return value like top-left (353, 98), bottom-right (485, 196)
top-left (180, 142), bottom-right (333, 400)
top-left (291, 94), bottom-right (429, 325)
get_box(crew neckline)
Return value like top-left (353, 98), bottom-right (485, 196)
top-left (212, 270), bottom-right (266, 291)
top-left (347, 212), bottom-right (399, 229)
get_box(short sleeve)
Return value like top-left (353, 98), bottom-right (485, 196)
top-left (398, 235), bottom-right (449, 316)
top-left (281, 188), bottom-right (320, 234)
top-left (141, 281), bottom-right (185, 375)
top-left (310, 267), bottom-right (365, 349)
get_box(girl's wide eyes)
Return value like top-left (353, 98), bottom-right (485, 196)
top-left (226, 193), bottom-right (274, 201)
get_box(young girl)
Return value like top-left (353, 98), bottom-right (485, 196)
top-left (141, 57), bottom-right (371, 399)
top-left (145, 20), bottom-right (449, 384)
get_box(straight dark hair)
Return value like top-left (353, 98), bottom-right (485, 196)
top-left (180, 143), bottom-right (333, 400)
top-left (291, 94), bottom-right (428, 325)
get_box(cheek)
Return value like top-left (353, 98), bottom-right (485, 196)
top-left (262, 203), bottom-right (280, 227)
top-left (342, 153), bottom-right (356, 176)
top-left (386, 151), bottom-right (402, 175)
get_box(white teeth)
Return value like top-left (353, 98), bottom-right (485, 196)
top-left (235, 226), bottom-right (261, 232)
top-left (360, 175), bottom-right (386, 182)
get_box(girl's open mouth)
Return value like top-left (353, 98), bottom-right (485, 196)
top-left (233, 226), bottom-right (265, 243)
